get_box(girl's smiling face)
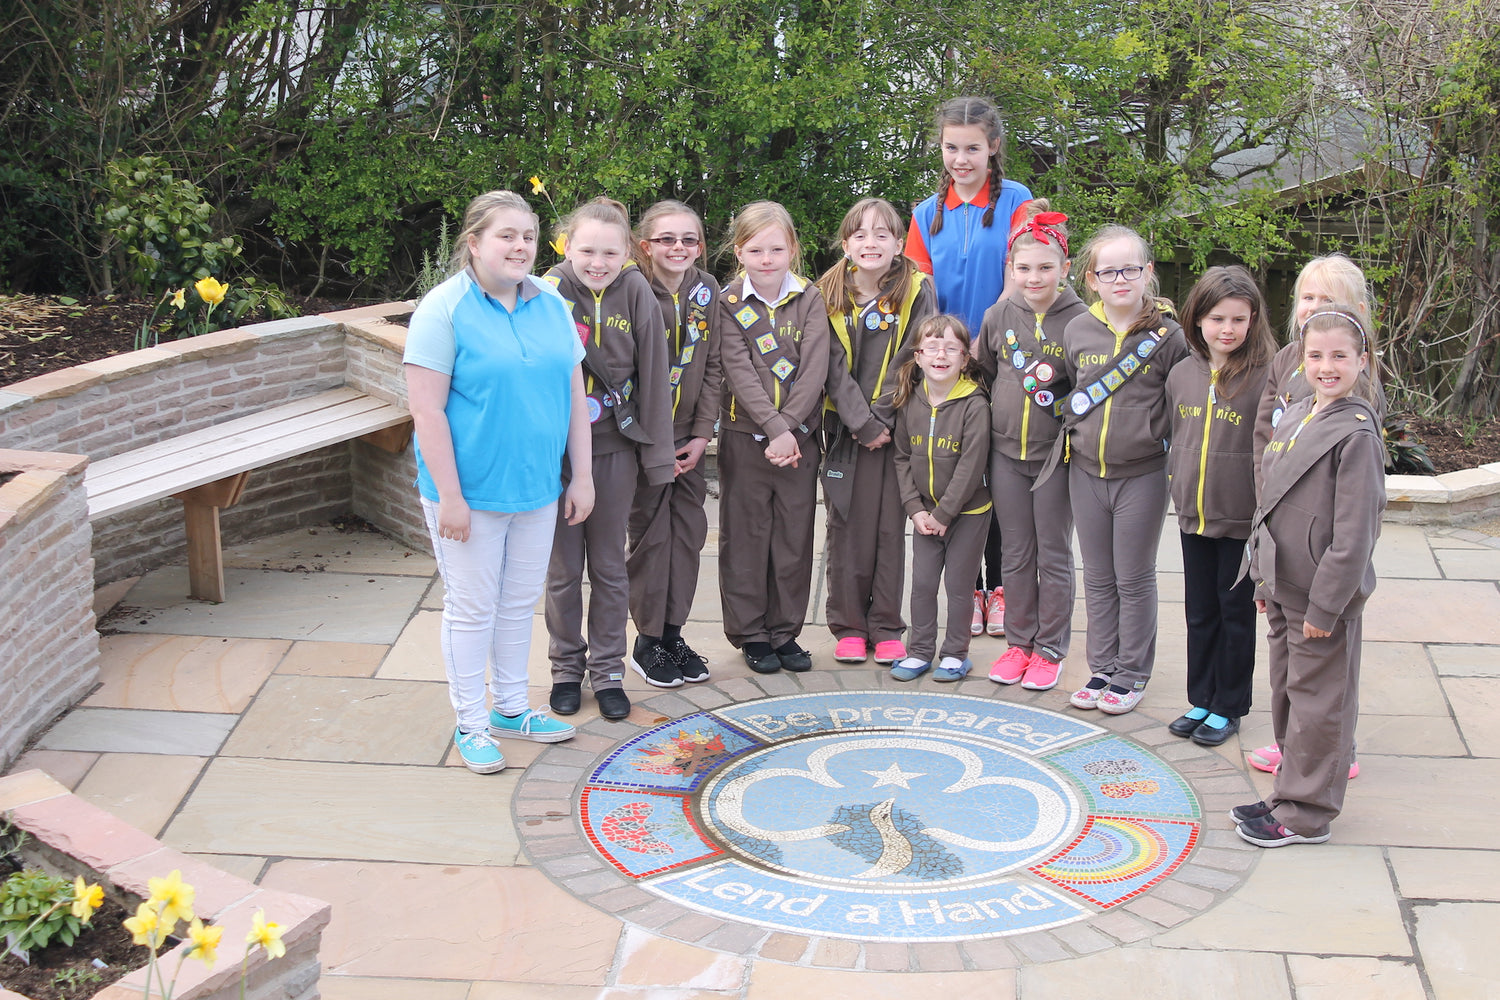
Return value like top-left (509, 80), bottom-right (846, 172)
top-left (1302, 324), bottom-right (1367, 407)
top-left (1009, 243), bottom-right (1069, 313)
top-left (916, 325), bottom-right (970, 395)
top-left (841, 206), bottom-right (900, 281)
top-left (941, 124), bottom-right (999, 195)
top-left (1294, 273), bottom-right (1339, 330)
top-left (1201, 296), bottom-right (1253, 368)
top-left (468, 208), bottom-right (538, 292)
top-left (566, 218), bottom-right (631, 291)
top-left (736, 224), bottom-right (794, 299)
top-left (1085, 236), bottom-right (1153, 322)
top-left (640, 212), bottom-right (703, 282)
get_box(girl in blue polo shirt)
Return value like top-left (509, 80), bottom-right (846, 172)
top-left (905, 95), bottom-right (1033, 640)
top-left (404, 190), bottom-right (595, 774)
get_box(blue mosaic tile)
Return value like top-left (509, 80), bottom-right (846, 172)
top-left (1041, 735), bottom-right (1199, 818)
top-left (587, 712), bottom-right (763, 792)
top-left (713, 691), bottom-right (1102, 754)
top-left (1032, 816), bottom-right (1201, 907)
top-left (648, 859), bottom-right (1090, 942)
top-left (579, 787), bottom-right (720, 878)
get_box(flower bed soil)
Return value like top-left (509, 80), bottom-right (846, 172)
top-left (0, 895), bottom-right (151, 1000)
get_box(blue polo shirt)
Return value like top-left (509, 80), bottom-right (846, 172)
top-left (908, 178), bottom-right (1032, 336)
top-left (404, 270), bottom-right (584, 512)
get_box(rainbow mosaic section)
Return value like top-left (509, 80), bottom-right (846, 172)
top-left (579, 692), bottom-right (1201, 942)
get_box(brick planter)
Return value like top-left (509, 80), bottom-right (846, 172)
top-left (0, 771), bottom-right (330, 1000)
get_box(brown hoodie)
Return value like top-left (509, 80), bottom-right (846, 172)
top-left (976, 287), bottom-right (1089, 461)
top-left (717, 274), bottom-right (830, 442)
top-left (893, 376), bottom-right (992, 527)
top-left (648, 265), bottom-right (723, 445)
top-left (1166, 354), bottom-right (1270, 538)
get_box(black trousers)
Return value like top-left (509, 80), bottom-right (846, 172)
top-left (1180, 531), bottom-right (1256, 718)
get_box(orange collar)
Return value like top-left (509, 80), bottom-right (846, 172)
top-left (943, 180), bottom-right (992, 210)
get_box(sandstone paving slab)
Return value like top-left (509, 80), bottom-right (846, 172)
top-left (1017, 947), bottom-right (1290, 999)
top-left (37, 707), bottom-right (236, 757)
top-left (114, 567), bottom-right (428, 644)
top-left (1441, 678), bottom-right (1500, 756)
top-left (1428, 644), bottom-right (1500, 678)
top-left (1336, 756), bottom-right (1500, 849)
top-left (318, 976), bottom-right (469, 1000)
top-left (1389, 848), bottom-right (1500, 902)
top-left (1154, 845), bottom-right (1409, 956)
top-left (1363, 580), bottom-right (1500, 644)
top-left (72, 752), bottom-right (205, 838)
top-left (276, 640), bottom-right (387, 677)
top-left (222, 675), bottom-right (454, 764)
top-left (224, 525), bottom-right (435, 576)
top-left (421, 575), bottom-right (443, 609)
top-left (379, 609), bottom-right (446, 681)
top-left (1352, 713), bottom-right (1468, 758)
top-left (1285, 956), bottom-right (1427, 1000)
top-left (86, 634), bottom-right (288, 713)
top-left (3, 749), bottom-right (98, 789)
top-left (1373, 524), bottom-right (1443, 579)
top-left (746, 963), bottom-right (1017, 999)
top-left (1432, 547), bottom-right (1500, 580)
top-left (186, 853), bottom-right (266, 885)
top-left (165, 757), bottom-right (521, 865)
top-left (1415, 902), bottom-right (1500, 999)
top-left (1357, 642), bottom-right (1450, 715)
top-left (260, 861), bottom-right (621, 985)
top-left (614, 926), bottom-right (747, 990)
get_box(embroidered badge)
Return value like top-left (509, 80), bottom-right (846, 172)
top-left (1070, 390), bottom-right (1091, 415)
top-left (736, 305), bottom-right (759, 328)
top-left (622, 378), bottom-right (634, 399)
top-left (1034, 362), bottom-right (1055, 383)
top-left (543, 275), bottom-right (561, 287)
top-left (689, 325), bottom-right (701, 343)
top-left (1103, 369), bottom-right (1124, 391)
top-left (1120, 354), bottom-right (1141, 376)
top-left (681, 344), bottom-right (695, 364)
top-left (1023, 375), bottom-right (1038, 392)
top-left (692, 283), bottom-right (712, 307)
top-left (1271, 406), bottom-right (1284, 428)
top-left (865, 311), bottom-right (881, 330)
top-left (771, 358), bottom-right (795, 381)
top-left (669, 366), bottom-right (684, 386)
top-left (1012, 349), bottom-right (1026, 370)
top-left (1087, 382), bottom-right (1108, 403)
top-left (1036, 389), bottom-right (1055, 408)
top-left (1137, 339), bottom-right (1156, 359)
top-left (756, 333), bottom-right (778, 354)
top-left (587, 396), bottom-right (603, 423)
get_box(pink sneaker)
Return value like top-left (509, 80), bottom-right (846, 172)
top-left (989, 646), bottom-right (1030, 685)
top-left (1021, 651), bottom-right (1061, 691)
top-left (872, 640), bottom-right (906, 665)
top-left (834, 636), bottom-right (868, 663)
top-left (971, 590), bottom-right (985, 636)
top-left (1252, 743), bottom-right (1360, 779)
top-left (986, 587), bottom-right (1006, 636)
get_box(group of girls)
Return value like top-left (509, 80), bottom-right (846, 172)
top-left (406, 94), bottom-right (1385, 852)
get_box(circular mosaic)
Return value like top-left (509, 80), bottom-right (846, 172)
top-left (515, 675), bottom-right (1261, 967)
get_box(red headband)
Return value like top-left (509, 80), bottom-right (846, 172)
top-left (1007, 211), bottom-right (1070, 255)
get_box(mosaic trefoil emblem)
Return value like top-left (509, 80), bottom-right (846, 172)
top-left (579, 692), bottom-right (1200, 941)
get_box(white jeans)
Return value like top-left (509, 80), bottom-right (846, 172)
top-left (422, 498), bottom-right (557, 733)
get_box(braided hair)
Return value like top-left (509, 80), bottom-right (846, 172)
top-left (929, 97), bottom-right (1007, 238)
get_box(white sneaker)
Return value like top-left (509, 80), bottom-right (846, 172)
top-left (1070, 675), bottom-right (1109, 710)
top-left (1098, 687), bottom-right (1145, 715)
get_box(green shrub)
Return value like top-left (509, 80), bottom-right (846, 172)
top-left (1, 868), bottom-right (86, 962)
top-left (97, 156), bottom-right (240, 295)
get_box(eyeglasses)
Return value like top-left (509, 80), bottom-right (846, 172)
top-left (647, 235), bottom-right (702, 248)
top-left (919, 345), bottom-right (965, 357)
top-left (1092, 265), bottom-right (1146, 283)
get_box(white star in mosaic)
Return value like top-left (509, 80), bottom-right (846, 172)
top-left (862, 762), bottom-right (926, 789)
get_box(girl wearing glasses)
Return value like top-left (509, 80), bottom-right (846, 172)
top-left (624, 200), bottom-right (724, 689)
top-left (1059, 226), bottom-right (1188, 715)
top-left (717, 201), bottom-right (830, 675)
top-left (975, 200), bottom-right (1088, 693)
top-left (542, 197), bottom-right (675, 722)
top-left (889, 315), bottom-right (992, 682)
top-left (817, 197), bottom-right (936, 668)
top-left (905, 96), bottom-right (1036, 642)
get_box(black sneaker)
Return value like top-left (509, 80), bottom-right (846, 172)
top-left (630, 637), bottom-right (684, 688)
top-left (775, 641), bottom-right (813, 673)
top-left (664, 636), bottom-right (710, 682)
top-left (1235, 813), bottom-right (1331, 848)
top-left (1229, 800), bottom-right (1273, 825)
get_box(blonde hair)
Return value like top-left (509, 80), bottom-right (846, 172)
top-left (1288, 253), bottom-right (1373, 340)
top-left (632, 199), bottom-right (705, 285)
top-left (450, 191), bottom-right (537, 273)
top-left (559, 196), bottom-right (632, 245)
top-left (1076, 224), bottom-right (1172, 333)
top-left (815, 197), bottom-right (920, 318)
top-left (891, 314), bottom-right (981, 409)
top-left (728, 201), bottom-right (803, 277)
top-left (1301, 303), bottom-right (1383, 404)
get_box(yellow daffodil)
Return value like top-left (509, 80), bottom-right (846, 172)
top-left (246, 909), bottom-right (286, 959)
top-left (529, 176), bottom-right (546, 196)
top-left (70, 876), bottom-right (104, 922)
top-left (147, 869), bottom-right (195, 930)
top-left (124, 901), bottom-right (161, 946)
top-left (186, 918), bottom-right (222, 966)
top-left (170, 288), bottom-right (187, 310)
top-left (194, 276), bottom-right (229, 305)
top-left (550, 234), bottom-right (567, 255)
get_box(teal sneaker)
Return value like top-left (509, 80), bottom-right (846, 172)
top-left (454, 728), bottom-right (506, 773)
top-left (891, 657), bottom-right (931, 681)
top-left (489, 707), bottom-right (576, 743)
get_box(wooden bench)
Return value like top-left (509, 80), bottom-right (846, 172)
top-left (86, 387), bottom-right (412, 602)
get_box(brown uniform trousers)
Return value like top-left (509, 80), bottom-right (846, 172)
top-left (990, 452), bottom-right (1074, 659)
top-left (908, 510), bottom-right (989, 661)
top-left (627, 448), bottom-right (709, 636)
top-left (824, 443), bottom-right (907, 644)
